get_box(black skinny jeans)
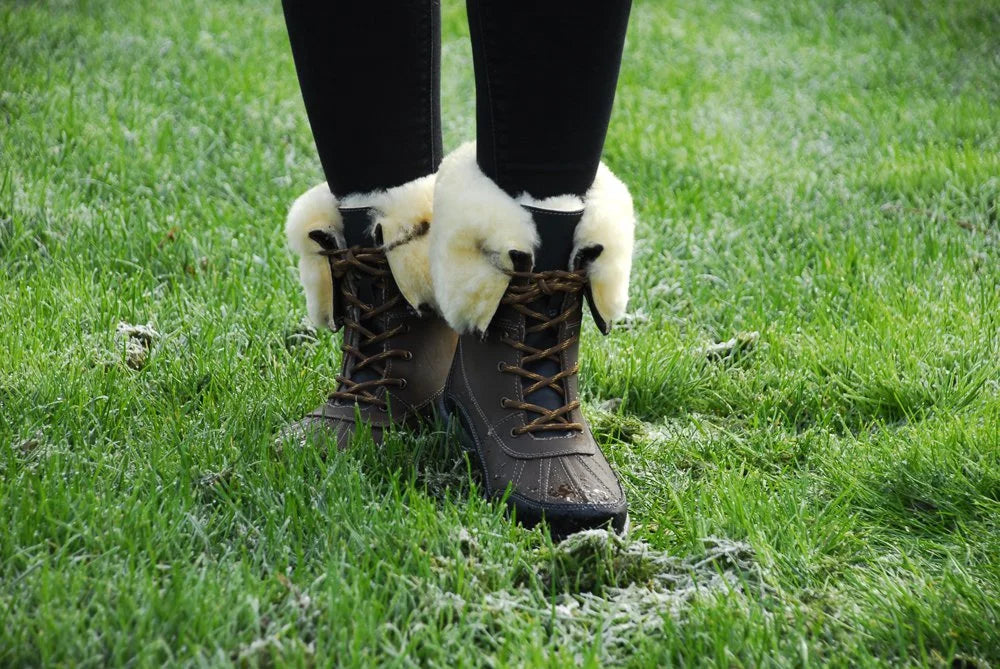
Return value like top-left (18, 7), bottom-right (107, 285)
top-left (282, 0), bottom-right (631, 199)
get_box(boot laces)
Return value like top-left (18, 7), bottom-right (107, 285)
top-left (499, 269), bottom-right (586, 434)
top-left (319, 245), bottom-right (410, 409)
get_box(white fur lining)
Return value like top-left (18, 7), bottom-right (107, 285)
top-left (431, 143), bottom-right (538, 334)
top-left (575, 162), bottom-right (635, 326)
top-left (285, 182), bottom-right (342, 330)
top-left (342, 174), bottom-right (437, 311)
top-left (430, 142), bottom-right (635, 335)
top-left (285, 175), bottom-right (437, 330)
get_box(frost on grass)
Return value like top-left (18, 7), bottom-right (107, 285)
top-left (232, 573), bottom-right (320, 665)
top-left (417, 455), bottom-right (475, 498)
top-left (284, 322), bottom-right (318, 351)
top-left (617, 308), bottom-right (651, 331)
top-left (420, 531), bottom-right (762, 664)
top-left (596, 397), bottom-right (623, 413)
top-left (114, 322), bottom-right (159, 370)
top-left (703, 331), bottom-right (760, 362)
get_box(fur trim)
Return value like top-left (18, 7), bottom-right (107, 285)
top-left (341, 174), bottom-right (436, 311)
top-left (573, 162), bottom-right (635, 326)
top-left (285, 182), bottom-right (342, 330)
top-left (431, 143), bottom-right (539, 334)
top-left (430, 142), bottom-right (635, 335)
top-left (285, 175), bottom-right (437, 330)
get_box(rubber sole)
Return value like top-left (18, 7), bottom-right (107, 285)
top-left (437, 394), bottom-right (629, 541)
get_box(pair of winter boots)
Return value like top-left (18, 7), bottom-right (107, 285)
top-left (284, 144), bottom-right (634, 538)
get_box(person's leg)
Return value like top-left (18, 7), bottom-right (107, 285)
top-left (281, 0), bottom-right (442, 195)
top-left (467, 0), bottom-right (632, 199)
top-left (430, 2), bottom-right (636, 537)
top-left (281, 1), bottom-right (457, 452)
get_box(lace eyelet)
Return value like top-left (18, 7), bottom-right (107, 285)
top-left (404, 351), bottom-right (414, 361)
top-left (497, 362), bottom-right (507, 372)
top-left (398, 379), bottom-right (408, 389)
top-left (510, 428), bottom-right (521, 437)
top-left (500, 397), bottom-right (509, 408)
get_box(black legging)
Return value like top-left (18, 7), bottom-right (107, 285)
top-left (281, 0), bottom-right (631, 199)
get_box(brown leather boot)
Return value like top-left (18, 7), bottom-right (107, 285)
top-left (283, 177), bottom-right (458, 451)
top-left (429, 143), bottom-right (636, 538)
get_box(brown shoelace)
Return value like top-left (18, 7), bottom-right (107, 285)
top-left (499, 269), bottom-right (587, 434)
top-left (319, 245), bottom-right (411, 409)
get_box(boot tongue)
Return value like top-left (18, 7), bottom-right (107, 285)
top-left (338, 207), bottom-right (386, 392)
top-left (339, 206), bottom-right (380, 310)
top-left (341, 207), bottom-right (375, 248)
top-left (525, 206), bottom-right (580, 272)
top-left (520, 206), bottom-right (583, 433)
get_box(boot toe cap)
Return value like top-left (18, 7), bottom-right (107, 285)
top-left (501, 453), bottom-right (628, 539)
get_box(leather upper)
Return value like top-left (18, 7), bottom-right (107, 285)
top-left (442, 280), bottom-right (625, 512)
top-left (285, 207), bottom-right (457, 451)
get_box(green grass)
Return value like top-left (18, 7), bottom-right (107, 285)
top-left (2, 0), bottom-right (999, 665)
